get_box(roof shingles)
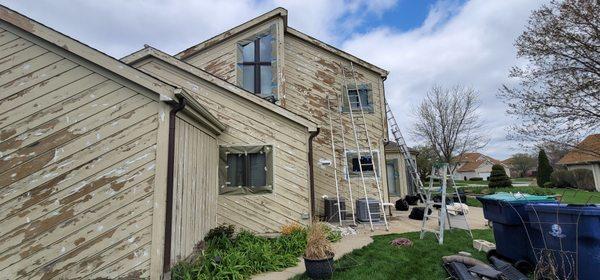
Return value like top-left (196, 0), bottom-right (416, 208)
top-left (558, 134), bottom-right (600, 165)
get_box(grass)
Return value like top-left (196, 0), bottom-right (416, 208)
top-left (462, 186), bottom-right (600, 208)
top-left (291, 229), bottom-right (494, 280)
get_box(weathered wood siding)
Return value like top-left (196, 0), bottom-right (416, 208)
top-left (0, 26), bottom-right (159, 279)
top-left (171, 115), bottom-right (218, 263)
top-left (282, 34), bottom-right (389, 215)
top-left (180, 29), bottom-right (389, 218)
top-left (132, 58), bottom-right (311, 233)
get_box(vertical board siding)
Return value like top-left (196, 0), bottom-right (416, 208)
top-left (0, 28), bottom-right (158, 279)
top-left (135, 59), bottom-right (310, 233)
top-left (171, 116), bottom-right (218, 263)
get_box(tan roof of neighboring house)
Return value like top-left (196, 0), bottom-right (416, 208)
top-left (174, 7), bottom-right (389, 77)
top-left (558, 134), bottom-right (600, 165)
top-left (455, 152), bottom-right (502, 172)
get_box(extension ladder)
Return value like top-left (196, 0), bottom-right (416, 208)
top-left (420, 163), bottom-right (473, 244)
top-left (325, 62), bottom-right (389, 231)
top-left (385, 102), bottom-right (426, 201)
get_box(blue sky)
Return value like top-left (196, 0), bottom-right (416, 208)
top-left (355, 0), bottom-right (458, 33)
top-left (0, 0), bottom-right (549, 159)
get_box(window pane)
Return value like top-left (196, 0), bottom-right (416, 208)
top-left (242, 65), bottom-right (255, 92)
top-left (248, 153), bottom-right (267, 187)
top-left (260, 65), bottom-right (273, 96)
top-left (347, 90), bottom-right (359, 109)
top-left (361, 156), bottom-right (374, 171)
top-left (351, 157), bottom-right (360, 172)
top-left (241, 41), bottom-right (255, 62)
top-left (227, 154), bottom-right (245, 186)
top-left (359, 89), bottom-right (370, 106)
top-left (259, 34), bottom-right (273, 61)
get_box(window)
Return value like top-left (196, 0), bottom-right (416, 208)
top-left (345, 151), bottom-right (380, 178)
top-left (219, 145), bottom-right (273, 195)
top-left (342, 84), bottom-right (373, 113)
top-left (238, 33), bottom-right (275, 98)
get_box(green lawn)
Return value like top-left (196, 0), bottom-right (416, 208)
top-left (462, 186), bottom-right (600, 208)
top-left (291, 229), bottom-right (494, 280)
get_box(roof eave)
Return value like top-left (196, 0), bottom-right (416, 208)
top-left (285, 27), bottom-right (389, 78)
top-left (175, 7), bottom-right (288, 60)
top-left (0, 5), bottom-right (176, 101)
top-left (123, 47), bottom-right (318, 132)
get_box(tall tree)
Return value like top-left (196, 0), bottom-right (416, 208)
top-left (537, 149), bottom-right (553, 187)
top-left (412, 85), bottom-right (488, 167)
top-left (500, 0), bottom-right (600, 157)
top-left (508, 153), bottom-right (536, 177)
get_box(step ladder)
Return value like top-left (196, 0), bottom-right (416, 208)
top-left (420, 163), bottom-right (473, 244)
top-left (385, 102), bottom-right (426, 201)
top-left (324, 62), bottom-right (389, 231)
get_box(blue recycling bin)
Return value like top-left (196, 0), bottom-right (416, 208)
top-left (525, 203), bottom-right (600, 280)
top-left (477, 193), bottom-right (556, 267)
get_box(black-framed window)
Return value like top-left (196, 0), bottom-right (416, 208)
top-left (239, 34), bottom-right (273, 96)
top-left (219, 145), bottom-right (273, 195)
top-left (342, 84), bottom-right (373, 112)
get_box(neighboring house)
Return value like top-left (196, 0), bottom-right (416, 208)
top-left (557, 134), bottom-right (600, 192)
top-left (0, 6), bottom-right (390, 279)
top-left (453, 152), bottom-right (510, 181)
top-left (384, 141), bottom-right (418, 200)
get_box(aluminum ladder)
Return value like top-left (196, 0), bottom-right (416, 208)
top-left (419, 163), bottom-right (473, 244)
top-left (385, 102), bottom-right (426, 201)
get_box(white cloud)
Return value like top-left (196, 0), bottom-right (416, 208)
top-left (342, 0), bottom-right (549, 159)
top-left (1, 0), bottom-right (396, 55)
top-left (0, 0), bottom-right (545, 159)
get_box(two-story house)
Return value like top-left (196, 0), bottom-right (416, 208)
top-left (0, 6), bottom-right (390, 279)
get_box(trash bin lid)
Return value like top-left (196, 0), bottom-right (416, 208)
top-left (525, 203), bottom-right (600, 215)
top-left (479, 192), bottom-right (556, 203)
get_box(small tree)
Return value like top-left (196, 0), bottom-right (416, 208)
top-left (488, 164), bottom-right (512, 188)
top-left (537, 149), bottom-right (553, 187)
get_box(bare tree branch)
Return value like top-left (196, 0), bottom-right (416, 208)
top-left (499, 0), bottom-right (600, 157)
top-left (411, 85), bottom-right (488, 168)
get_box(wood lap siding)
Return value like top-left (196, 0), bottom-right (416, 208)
top-left (0, 28), bottom-right (157, 279)
top-left (171, 116), bottom-right (218, 263)
top-left (179, 23), bottom-right (389, 217)
top-left (282, 34), bottom-right (388, 215)
top-left (134, 59), bottom-right (310, 233)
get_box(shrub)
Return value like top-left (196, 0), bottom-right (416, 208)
top-left (280, 222), bottom-right (305, 236)
top-left (551, 170), bottom-right (575, 188)
top-left (488, 164), bottom-right (512, 188)
top-left (537, 149), bottom-right (553, 187)
top-left (204, 224), bottom-right (235, 242)
top-left (172, 227), bottom-right (307, 280)
top-left (469, 177), bottom-right (483, 181)
top-left (571, 169), bottom-right (596, 191)
top-left (304, 222), bottom-right (334, 260)
top-left (543, 182), bottom-right (555, 188)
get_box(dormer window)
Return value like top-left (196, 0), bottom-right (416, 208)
top-left (237, 29), bottom-right (276, 99)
